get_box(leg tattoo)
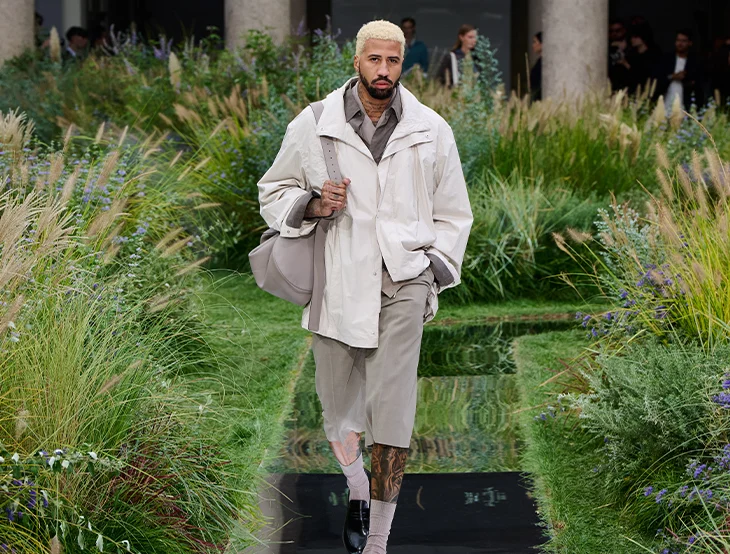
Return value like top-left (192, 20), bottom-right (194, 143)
top-left (330, 430), bottom-right (362, 467)
top-left (370, 443), bottom-right (409, 504)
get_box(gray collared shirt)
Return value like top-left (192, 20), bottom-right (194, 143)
top-left (343, 78), bottom-right (402, 164)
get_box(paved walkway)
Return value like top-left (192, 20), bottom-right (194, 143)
top-left (248, 473), bottom-right (545, 553)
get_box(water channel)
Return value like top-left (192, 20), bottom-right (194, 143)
top-left (253, 319), bottom-right (574, 553)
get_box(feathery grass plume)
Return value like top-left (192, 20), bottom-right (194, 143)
top-left (97, 375), bottom-right (123, 396)
top-left (15, 409), bottom-right (29, 440)
top-left (117, 125), bottom-right (129, 147)
top-left (705, 148), bottom-right (728, 197)
top-left (655, 143), bottom-right (670, 170)
top-left (649, 97), bottom-right (666, 129)
top-left (691, 150), bottom-right (706, 187)
top-left (677, 165), bottom-right (694, 199)
top-left (552, 232), bottom-right (570, 255)
top-left (0, 191), bottom-right (35, 251)
top-left (158, 112), bottom-right (173, 127)
top-left (169, 51), bottom-right (182, 91)
top-left (175, 256), bottom-right (211, 276)
top-left (656, 167), bottom-right (674, 201)
top-left (669, 95), bottom-right (684, 130)
top-left (193, 202), bottom-right (221, 210)
top-left (50, 535), bottom-right (63, 554)
top-left (566, 227), bottom-right (591, 243)
top-left (192, 156), bottom-right (211, 173)
top-left (155, 227), bottom-right (183, 251)
top-left (94, 150), bottom-right (121, 191)
top-left (102, 243), bottom-right (120, 264)
top-left (94, 122), bottom-right (106, 144)
top-left (169, 150), bottom-right (183, 167)
top-left (658, 205), bottom-right (682, 247)
top-left (0, 294), bottom-right (24, 334)
top-left (46, 153), bottom-right (66, 190)
top-left (0, 109), bottom-right (34, 154)
top-left (62, 123), bottom-right (75, 153)
top-left (691, 260), bottom-right (707, 284)
top-left (60, 166), bottom-right (81, 204)
top-left (717, 211), bottom-right (729, 242)
top-left (207, 97), bottom-right (219, 119)
top-left (86, 197), bottom-right (127, 238)
top-left (161, 236), bottom-right (193, 258)
top-left (49, 27), bottom-right (61, 62)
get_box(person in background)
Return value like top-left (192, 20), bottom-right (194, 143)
top-left (64, 27), bottom-right (89, 61)
top-left (91, 25), bottom-right (109, 50)
top-left (625, 23), bottom-right (661, 94)
top-left (400, 17), bottom-right (429, 75)
top-left (609, 18), bottom-right (632, 91)
top-left (655, 29), bottom-right (704, 111)
top-left (35, 12), bottom-right (51, 49)
top-left (437, 24), bottom-right (478, 86)
top-left (530, 32), bottom-right (543, 101)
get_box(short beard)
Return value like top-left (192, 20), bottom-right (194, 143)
top-left (359, 72), bottom-right (399, 100)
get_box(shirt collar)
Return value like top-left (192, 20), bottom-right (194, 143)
top-left (344, 78), bottom-right (402, 123)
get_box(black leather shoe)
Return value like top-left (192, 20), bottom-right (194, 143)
top-left (342, 499), bottom-right (369, 553)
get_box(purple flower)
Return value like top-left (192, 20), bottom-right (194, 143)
top-left (655, 489), bottom-right (667, 503)
top-left (644, 486), bottom-right (654, 496)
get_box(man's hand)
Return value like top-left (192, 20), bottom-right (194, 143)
top-left (672, 70), bottom-right (687, 81)
top-left (306, 178), bottom-right (350, 218)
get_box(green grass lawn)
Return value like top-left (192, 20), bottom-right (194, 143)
top-left (513, 331), bottom-right (656, 554)
top-left (433, 297), bottom-right (610, 325)
top-left (195, 271), bottom-right (311, 546)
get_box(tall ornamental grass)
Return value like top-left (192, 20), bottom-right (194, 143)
top-left (0, 111), bottom-right (242, 552)
top-left (557, 145), bottom-right (730, 346)
top-left (451, 172), bottom-right (597, 303)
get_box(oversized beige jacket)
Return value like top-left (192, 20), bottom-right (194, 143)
top-left (258, 80), bottom-right (473, 348)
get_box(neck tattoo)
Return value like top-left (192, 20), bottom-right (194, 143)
top-left (358, 82), bottom-right (390, 124)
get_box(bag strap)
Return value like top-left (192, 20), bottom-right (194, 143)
top-left (307, 101), bottom-right (341, 333)
top-left (310, 101), bottom-right (343, 184)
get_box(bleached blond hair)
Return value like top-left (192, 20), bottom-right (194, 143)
top-left (355, 20), bottom-right (405, 58)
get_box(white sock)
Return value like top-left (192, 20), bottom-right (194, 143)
top-left (340, 453), bottom-right (370, 504)
top-left (362, 500), bottom-right (396, 554)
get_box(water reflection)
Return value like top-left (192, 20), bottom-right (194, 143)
top-left (269, 319), bottom-right (572, 474)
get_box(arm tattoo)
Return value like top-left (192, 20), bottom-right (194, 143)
top-left (370, 443), bottom-right (409, 504)
top-left (304, 197), bottom-right (321, 219)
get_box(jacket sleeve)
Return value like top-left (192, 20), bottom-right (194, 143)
top-left (258, 110), bottom-right (319, 237)
top-left (426, 124), bottom-right (473, 292)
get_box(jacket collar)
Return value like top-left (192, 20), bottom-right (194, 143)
top-left (316, 78), bottom-right (431, 147)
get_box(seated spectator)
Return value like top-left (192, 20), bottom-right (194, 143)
top-left (530, 32), bottom-right (543, 101)
top-left (437, 24), bottom-right (478, 87)
top-left (64, 27), bottom-right (89, 62)
top-left (626, 23), bottom-right (661, 94)
top-left (654, 29), bottom-right (704, 111)
top-left (401, 17), bottom-right (429, 75)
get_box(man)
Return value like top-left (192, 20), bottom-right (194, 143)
top-left (609, 18), bottom-right (631, 91)
top-left (655, 29), bottom-right (704, 111)
top-left (258, 20), bottom-right (472, 554)
top-left (64, 27), bottom-right (89, 61)
top-left (400, 17), bottom-right (429, 74)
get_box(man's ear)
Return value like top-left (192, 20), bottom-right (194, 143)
top-left (354, 55), bottom-right (360, 73)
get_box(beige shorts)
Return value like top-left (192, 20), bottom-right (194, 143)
top-left (311, 268), bottom-right (434, 449)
